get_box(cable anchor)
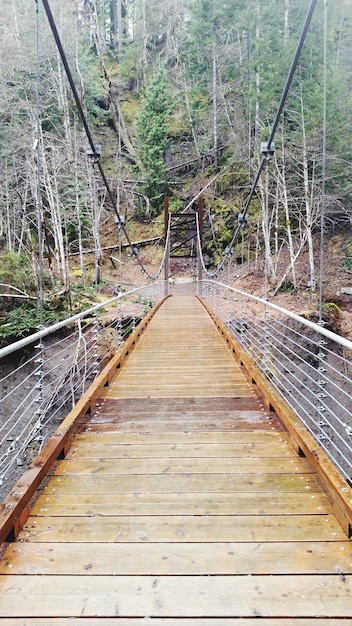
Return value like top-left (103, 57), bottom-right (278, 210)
top-left (261, 141), bottom-right (275, 160)
top-left (87, 144), bottom-right (101, 163)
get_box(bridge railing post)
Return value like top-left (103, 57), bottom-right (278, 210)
top-left (164, 196), bottom-right (170, 295)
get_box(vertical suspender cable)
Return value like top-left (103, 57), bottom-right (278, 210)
top-left (318, 0), bottom-right (328, 321)
top-left (35, 0), bottom-right (44, 433)
top-left (35, 0), bottom-right (44, 322)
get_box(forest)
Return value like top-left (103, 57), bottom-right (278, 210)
top-left (0, 0), bottom-right (352, 343)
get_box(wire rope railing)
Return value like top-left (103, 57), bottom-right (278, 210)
top-left (0, 282), bottom-right (166, 498)
top-left (197, 280), bottom-right (352, 485)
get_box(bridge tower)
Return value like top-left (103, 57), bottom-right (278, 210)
top-left (164, 196), bottom-right (204, 284)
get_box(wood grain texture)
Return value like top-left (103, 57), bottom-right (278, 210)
top-left (38, 471), bottom-right (321, 494)
top-left (53, 456), bottom-right (310, 475)
top-left (18, 513), bottom-right (345, 543)
top-left (0, 575), bottom-right (351, 617)
top-left (31, 490), bottom-right (332, 516)
top-left (2, 540), bottom-right (351, 575)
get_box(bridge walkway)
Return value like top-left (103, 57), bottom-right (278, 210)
top-left (0, 295), bottom-right (351, 622)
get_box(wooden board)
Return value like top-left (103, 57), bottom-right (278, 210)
top-left (90, 409), bottom-right (269, 420)
top-left (42, 472), bottom-right (321, 494)
top-left (96, 396), bottom-right (265, 410)
top-left (2, 540), bottom-right (351, 575)
top-left (0, 575), bottom-right (350, 617)
top-left (66, 441), bottom-right (296, 458)
top-left (103, 387), bottom-right (256, 398)
top-left (18, 514), bottom-right (345, 543)
top-left (74, 431), bottom-right (289, 444)
top-left (53, 456), bottom-right (310, 475)
top-left (41, 472), bottom-right (321, 494)
top-left (79, 419), bottom-right (285, 432)
top-left (30, 491), bottom-right (333, 517)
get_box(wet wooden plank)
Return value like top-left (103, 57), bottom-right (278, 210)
top-left (2, 540), bottom-right (351, 575)
top-left (30, 491), bottom-right (333, 517)
top-left (53, 456), bottom-right (310, 475)
top-left (0, 574), bottom-right (350, 617)
top-left (18, 514), bottom-right (345, 543)
top-left (41, 472), bottom-right (320, 494)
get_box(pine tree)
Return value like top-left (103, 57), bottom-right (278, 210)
top-left (135, 67), bottom-right (170, 216)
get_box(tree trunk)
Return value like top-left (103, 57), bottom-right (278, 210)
top-left (116, 0), bottom-right (123, 61)
top-left (141, 0), bottom-right (147, 86)
top-left (212, 32), bottom-right (218, 170)
top-left (40, 138), bottom-right (69, 288)
top-left (275, 133), bottom-right (297, 289)
top-left (254, 2), bottom-right (261, 150)
top-left (284, 0), bottom-right (290, 44)
top-left (183, 74), bottom-right (200, 159)
top-left (259, 161), bottom-right (276, 284)
top-left (88, 162), bottom-right (102, 285)
top-left (300, 92), bottom-right (316, 291)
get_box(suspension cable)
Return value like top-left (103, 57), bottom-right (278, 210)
top-left (196, 212), bottom-right (229, 279)
top-left (35, 0), bottom-right (44, 429)
top-left (40, 0), bottom-right (165, 281)
top-left (319, 0), bottom-right (328, 321)
top-left (35, 0), bottom-right (44, 318)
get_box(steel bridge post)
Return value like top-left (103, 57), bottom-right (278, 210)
top-left (197, 196), bottom-right (203, 283)
top-left (164, 196), bottom-right (170, 294)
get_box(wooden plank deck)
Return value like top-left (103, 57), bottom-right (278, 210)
top-left (0, 294), bottom-right (351, 623)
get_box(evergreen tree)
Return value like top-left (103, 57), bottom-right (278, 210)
top-left (135, 67), bottom-right (170, 216)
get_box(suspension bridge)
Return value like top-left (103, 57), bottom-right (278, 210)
top-left (0, 0), bottom-right (352, 621)
top-left (0, 280), bottom-right (351, 622)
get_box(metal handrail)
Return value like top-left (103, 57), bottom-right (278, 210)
top-left (0, 282), bottom-right (166, 497)
top-left (198, 279), bottom-right (352, 484)
top-left (0, 284), bottom-right (165, 360)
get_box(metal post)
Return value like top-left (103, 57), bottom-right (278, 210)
top-left (164, 196), bottom-right (170, 294)
top-left (197, 196), bottom-right (203, 282)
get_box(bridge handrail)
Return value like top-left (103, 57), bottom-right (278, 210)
top-left (204, 280), bottom-right (352, 352)
top-left (198, 279), bottom-right (352, 486)
top-left (0, 281), bottom-right (166, 497)
top-left (0, 284), bottom-right (163, 361)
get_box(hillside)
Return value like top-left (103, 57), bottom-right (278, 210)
top-left (0, 0), bottom-right (352, 343)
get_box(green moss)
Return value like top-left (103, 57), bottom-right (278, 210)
top-left (322, 302), bottom-right (341, 316)
top-left (120, 99), bottom-right (140, 125)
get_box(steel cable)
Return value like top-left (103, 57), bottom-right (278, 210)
top-left (40, 0), bottom-right (167, 282)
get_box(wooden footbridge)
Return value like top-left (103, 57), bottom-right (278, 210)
top-left (0, 293), bottom-right (351, 623)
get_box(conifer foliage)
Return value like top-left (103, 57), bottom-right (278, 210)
top-left (135, 68), bottom-right (170, 217)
